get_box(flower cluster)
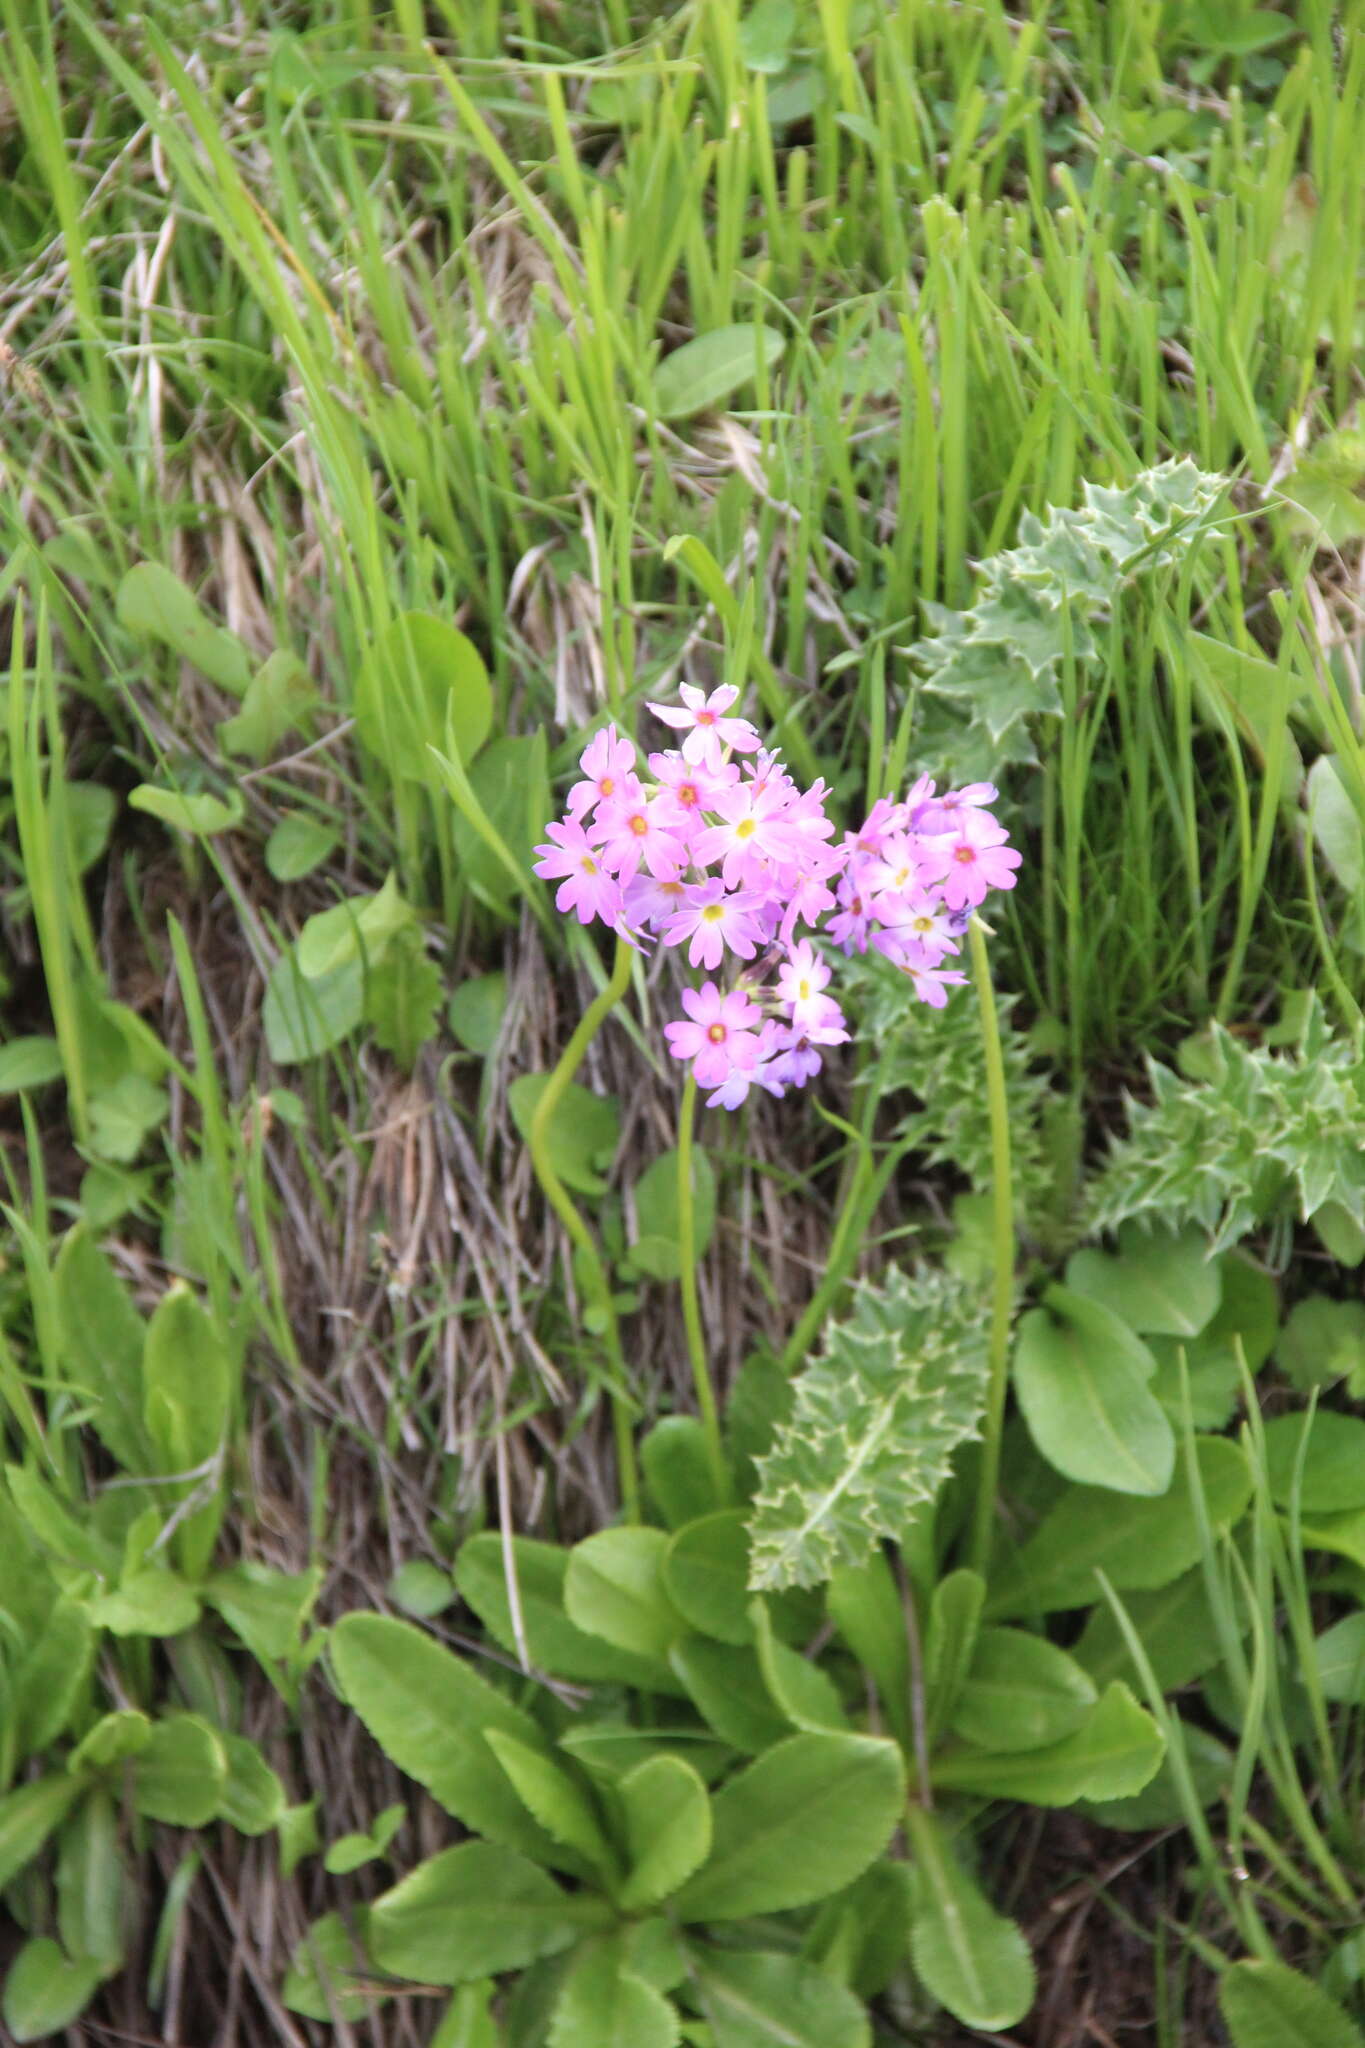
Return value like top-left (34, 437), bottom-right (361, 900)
top-left (533, 685), bottom-right (1020, 1109)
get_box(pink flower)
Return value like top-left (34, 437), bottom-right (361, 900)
top-left (918, 815), bottom-right (1021, 910)
top-left (826, 875), bottom-right (874, 954)
top-left (532, 817), bottom-right (624, 926)
top-left (905, 965), bottom-right (970, 1008)
top-left (775, 939), bottom-right (832, 1027)
top-left (663, 983), bottom-right (764, 1088)
top-left (693, 777), bottom-right (803, 888)
top-left (911, 781), bottom-right (1000, 837)
top-left (567, 724), bottom-right (641, 819)
top-left (776, 868), bottom-right (839, 946)
top-left (646, 683), bottom-right (761, 766)
top-left (663, 879), bottom-right (766, 972)
top-left (841, 795), bottom-right (908, 862)
top-left (864, 830), bottom-right (929, 908)
top-left (648, 750), bottom-right (737, 835)
top-left (622, 867), bottom-right (690, 931)
top-left (872, 893), bottom-right (962, 969)
top-left (588, 792), bottom-right (688, 881)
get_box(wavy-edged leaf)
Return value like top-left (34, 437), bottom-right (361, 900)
top-left (748, 1268), bottom-right (990, 1590)
top-left (548, 1934), bottom-right (680, 2048)
top-left (369, 1843), bottom-right (598, 1986)
top-left (933, 1681), bottom-right (1164, 1806)
top-left (485, 1732), bottom-right (616, 1881)
top-left (455, 1532), bottom-right (682, 1692)
top-left (618, 1757), bottom-right (711, 1911)
top-left (673, 1733), bottom-right (904, 1923)
top-left (949, 1627), bottom-right (1096, 1753)
top-left (906, 1807), bottom-right (1034, 2031)
top-left (329, 1613), bottom-right (565, 1864)
top-left (694, 1944), bottom-right (871, 2048)
top-left (1219, 1959), bottom-right (1365, 2048)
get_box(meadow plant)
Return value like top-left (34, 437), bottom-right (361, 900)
top-left (534, 686), bottom-right (1021, 1111)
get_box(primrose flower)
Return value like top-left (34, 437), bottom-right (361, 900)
top-left (568, 724), bottom-right (641, 819)
top-left (872, 893), bottom-right (962, 970)
top-left (919, 812), bottom-right (1022, 910)
top-left (532, 817), bottom-right (625, 926)
top-left (536, 681), bottom-right (1021, 1110)
top-left (663, 983), bottom-right (765, 1088)
top-left (588, 791), bottom-right (687, 882)
top-left (663, 879), bottom-right (766, 972)
top-left (646, 683), bottom-right (762, 767)
top-left (911, 780), bottom-right (1000, 837)
top-left (775, 939), bottom-right (833, 1027)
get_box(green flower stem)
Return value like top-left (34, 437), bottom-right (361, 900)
top-left (966, 916), bottom-right (1015, 1578)
top-left (528, 933), bottom-right (640, 1522)
top-left (677, 1072), bottom-right (728, 1503)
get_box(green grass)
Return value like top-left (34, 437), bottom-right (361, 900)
top-left (2, 0), bottom-right (1365, 2040)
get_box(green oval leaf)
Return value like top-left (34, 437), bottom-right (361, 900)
top-left (949, 1627), bottom-right (1097, 1753)
top-left (630, 1147), bottom-right (716, 1280)
top-left (673, 1732), bottom-right (904, 1922)
top-left (906, 1807), bottom-right (1033, 2030)
top-left (129, 784), bottom-right (245, 836)
top-left (218, 1735), bottom-right (287, 1835)
top-left (564, 1529), bottom-right (684, 1662)
top-left (0, 1037), bottom-right (65, 1093)
top-left (653, 324), bottom-right (786, 420)
top-left (0, 1778), bottom-right (85, 1891)
top-left (663, 1512), bottom-right (753, 1646)
top-left (695, 1944), bottom-right (871, 2048)
top-left (1014, 1286), bottom-right (1174, 1496)
top-left (354, 612), bottom-right (492, 781)
top-left (2, 1938), bottom-right (106, 2042)
top-left (369, 1843), bottom-right (591, 1986)
top-left (131, 1715), bottom-right (226, 1826)
top-left (618, 1756), bottom-right (712, 1911)
top-left (643, 1416), bottom-right (727, 1530)
top-left (262, 948), bottom-right (365, 1065)
top-left (986, 1436), bottom-right (1252, 1619)
top-left (1312, 1612), bottom-right (1365, 1704)
top-left (282, 1910), bottom-right (385, 2022)
top-left (116, 562), bottom-right (253, 695)
top-left (549, 1934), bottom-right (680, 2048)
top-left (1263, 1411), bottom-right (1365, 1513)
top-left (455, 1532), bottom-right (682, 1692)
top-left (265, 813), bottom-right (340, 882)
top-left (329, 1612), bottom-right (568, 1864)
top-left (1219, 1959), bottom-right (1365, 2048)
top-left (509, 1073), bottom-right (620, 1197)
top-left (669, 1636), bottom-right (793, 1755)
top-left (56, 1788), bottom-right (124, 1973)
top-left (933, 1680), bottom-right (1165, 1806)
top-left (1064, 1224), bottom-right (1222, 1336)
